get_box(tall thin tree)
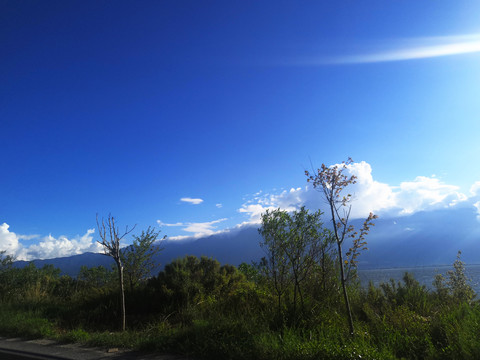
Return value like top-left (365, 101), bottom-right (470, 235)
top-left (96, 214), bottom-right (136, 331)
top-left (306, 158), bottom-right (377, 335)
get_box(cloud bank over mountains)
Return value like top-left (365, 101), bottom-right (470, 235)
top-left (239, 161), bottom-right (477, 224)
top-left (2, 161), bottom-right (479, 261)
top-left (0, 224), bottom-right (102, 261)
top-left (157, 218), bottom-right (228, 240)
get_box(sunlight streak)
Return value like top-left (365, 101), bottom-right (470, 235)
top-left (296, 34), bottom-right (480, 65)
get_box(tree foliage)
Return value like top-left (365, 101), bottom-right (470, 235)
top-left (78, 265), bottom-right (114, 289)
top-left (433, 250), bottom-right (475, 304)
top-left (121, 226), bottom-right (164, 292)
top-left (258, 207), bottom-right (335, 326)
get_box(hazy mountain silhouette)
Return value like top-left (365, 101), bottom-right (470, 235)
top-left (14, 251), bottom-right (115, 276)
top-left (361, 206), bottom-right (480, 268)
top-left (13, 206), bottom-right (480, 276)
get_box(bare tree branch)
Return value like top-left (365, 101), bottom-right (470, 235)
top-left (96, 213), bottom-right (136, 331)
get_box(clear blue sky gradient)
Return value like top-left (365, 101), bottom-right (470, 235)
top-left (2, 1), bottom-right (480, 245)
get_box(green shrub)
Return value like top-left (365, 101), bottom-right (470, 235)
top-left (0, 306), bottom-right (55, 339)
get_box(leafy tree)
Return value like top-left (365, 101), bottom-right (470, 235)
top-left (433, 273), bottom-right (449, 302)
top-left (153, 255), bottom-right (246, 313)
top-left (284, 207), bottom-right (331, 318)
top-left (238, 262), bottom-right (262, 284)
top-left (379, 272), bottom-right (430, 314)
top-left (78, 265), bottom-right (114, 289)
top-left (306, 158), bottom-right (377, 335)
top-left (96, 214), bottom-right (135, 331)
top-left (447, 251), bottom-right (474, 303)
top-left (121, 226), bottom-right (164, 292)
top-left (4, 263), bottom-right (62, 302)
top-left (0, 250), bottom-right (14, 270)
top-left (258, 209), bottom-right (292, 324)
top-left (434, 251), bottom-right (475, 304)
top-left (0, 250), bottom-right (15, 301)
top-left (259, 207), bottom-right (332, 324)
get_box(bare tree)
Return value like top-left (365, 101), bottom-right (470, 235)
top-left (306, 158), bottom-right (377, 336)
top-left (96, 214), bottom-right (136, 331)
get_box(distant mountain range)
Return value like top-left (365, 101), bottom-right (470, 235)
top-left (361, 206), bottom-right (480, 268)
top-left (14, 226), bottom-right (265, 277)
top-left (14, 206), bottom-right (480, 276)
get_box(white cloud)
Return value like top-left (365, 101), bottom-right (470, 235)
top-left (0, 223), bottom-right (21, 256)
top-left (183, 218), bottom-right (227, 236)
top-left (238, 161), bottom-right (472, 223)
top-left (393, 176), bottom-right (467, 214)
top-left (180, 197), bottom-right (203, 205)
top-left (216, 203), bottom-right (223, 208)
top-left (239, 204), bottom-right (272, 223)
top-left (0, 224), bottom-right (103, 261)
top-left (19, 229), bottom-right (103, 260)
top-left (157, 218), bottom-right (228, 239)
top-left (470, 181), bottom-right (480, 196)
top-left (290, 33), bottom-right (480, 65)
top-left (468, 182), bottom-right (480, 219)
top-left (239, 187), bottom-right (306, 223)
top-left (17, 234), bottom-right (40, 240)
top-left (157, 221), bottom-right (184, 227)
top-left (474, 202), bottom-right (480, 221)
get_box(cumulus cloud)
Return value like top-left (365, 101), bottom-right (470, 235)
top-left (157, 218), bottom-right (228, 239)
top-left (470, 181), bottom-right (480, 196)
top-left (0, 223), bottom-right (22, 256)
top-left (393, 176), bottom-right (467, 214)
top-left (216, 203), bottom-right (223, 208)
top-left (238, 161), bottom-right (472, 223)
top-left (180, 197), bottom-right (204, 205)
top-left (0, 224), bottom-right (103, 261)
top-left (470, 182), bottom-right (480, 219)
top-left (19, 229), bottom-right (103, 260)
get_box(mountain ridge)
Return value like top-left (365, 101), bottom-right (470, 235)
top-left (13, 206), bottom-right (480, 276)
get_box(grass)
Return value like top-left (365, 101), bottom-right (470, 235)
top-left (0, 304), bottom-right (393, 360)
top-left (1, 304), bottom-right (480, 360)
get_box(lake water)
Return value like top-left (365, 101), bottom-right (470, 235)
top-left (358, 264), bottom-right (480, 294)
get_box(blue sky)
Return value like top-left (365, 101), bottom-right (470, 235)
top-left (2, 1), bottom-right (480, 260)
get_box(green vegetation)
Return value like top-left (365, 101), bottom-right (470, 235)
top-left (0, 241), bottom-right (479, 359)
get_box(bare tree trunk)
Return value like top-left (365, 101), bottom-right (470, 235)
top-left (321, 247), bottom-right (327, 292)
top-left (96, 214), bottom-right (135, 332)
top-left (337, 242), bottom-right (354, 335)
top-left (329, 204), bottom-right (355, 336)
top-left (117, 260), bottom-right (126, 332)
top-left (293, 282), bottom-right (297, 325)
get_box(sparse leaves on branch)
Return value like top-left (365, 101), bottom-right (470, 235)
top-left (305, 158), bottom-right (377, 336)
top-left (121, 226), bottom-right (165, 292)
